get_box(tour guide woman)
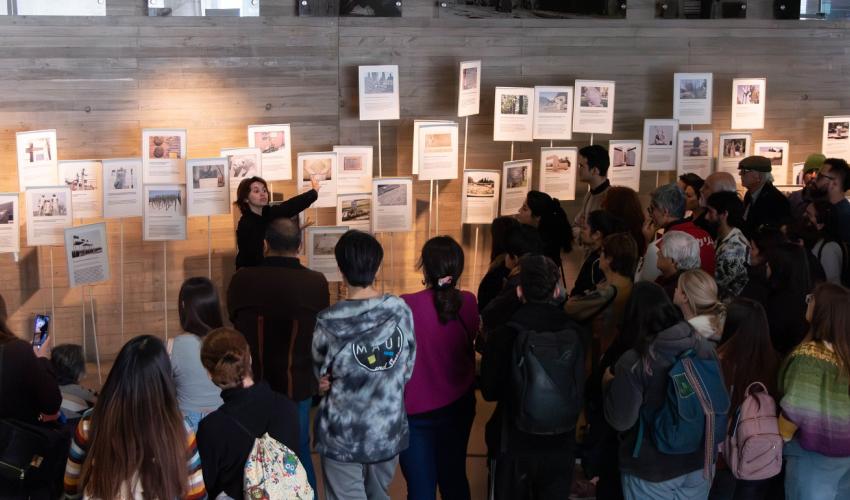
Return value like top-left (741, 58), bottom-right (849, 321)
top-left (234, 176), bottom-right (319, 268)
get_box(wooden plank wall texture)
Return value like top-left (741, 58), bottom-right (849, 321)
top-left (0, 0), bottom-right (848, 358)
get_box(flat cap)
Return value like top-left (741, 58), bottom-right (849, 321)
top-left (738, 155), bottom-right (772, 173)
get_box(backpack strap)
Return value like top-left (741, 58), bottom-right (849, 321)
top-left (226, 412), bottom-right (257, 441)
top-left (683, 357), bottom-right (716, 480)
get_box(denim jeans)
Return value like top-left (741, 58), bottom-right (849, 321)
top-left (399, 391), bottom-right (476, 500)
top-left (297, 397), bottom-right (317, 498)
top-left (784, 439), bottom-right (850, 500)
top-left (622, 468), bottom-right (712, 500)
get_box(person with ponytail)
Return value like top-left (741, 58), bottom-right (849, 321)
top-left (518, 190), bottom-right (574, 277)
top-left (63, 335), bottom-right (206, 500)
top-left (673, 269), bottom-right (727, 345)
top-left (399, 236), bottom-right (479, 500)
top-left (196, 327), bottom-right (299, 499)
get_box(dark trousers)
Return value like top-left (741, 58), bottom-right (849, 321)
top-left (491, 451), bottom-right (575, 500)
top-left (399, 391), bottom-right (476, 500)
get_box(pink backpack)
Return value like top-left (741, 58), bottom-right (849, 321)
top-left (722, 382), bottom-right (783, 480)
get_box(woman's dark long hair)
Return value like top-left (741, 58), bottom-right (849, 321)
top-left (718, 298), bottom-right (780, 410)
top-left (234, 176), bottom-right (268, 216)
top-left (601, 186), bottom-right (647, 255)
top-left (80, 335), bottom-right (188, 500)
top-left (526, 190), bottom-right (573, 260)
top-left (489, 216), bottom-right (520, 263)
top-left (766, 242), bottom-right (814, 295)
top-left (0, 294), bottom-right (15, 344)
top-left (178, 277), bottom-right (224, 337)
top-left (618, 282), bottom-right (683, 366)
top-left (808, 283), bottom-right (850, 394)
top-left (418, 236), bottom-right (465, 324)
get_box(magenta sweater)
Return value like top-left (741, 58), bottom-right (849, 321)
top-left (401, 289), bottom-right (479, 415)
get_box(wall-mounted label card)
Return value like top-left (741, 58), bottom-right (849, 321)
top-left (103, 158), bottom-right (143, 219)
top-left (359, 65), bottom-right (400, 121)
top-left (25, 186), bottom-right (73, 246)
top-left (187, 158), bottom-right (230, 216)
top-left (642, 119), bottom-right (678, 172)
top-left (64, 222), bottom-right (110, 287)
top-left (573, 80), bottom-right (615, 135)
top-left (673, 73), bottom-right (713, 125)
top-left (143, 184), bottom-right (187, 241)
top-left (59, 160), bottom-right (102, 219)
top-left (493, 87), bottom-right (534, 142)
top-left (533, 86), bottom-right (573, 140)
top-left (731, 78), bottom-right (766, 130)
top-left (372, 178), bottom-right (413, 233)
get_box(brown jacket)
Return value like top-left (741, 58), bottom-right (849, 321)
top-left (227, 256), bottom-right (329, 401)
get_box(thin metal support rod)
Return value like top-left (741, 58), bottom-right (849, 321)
top-left (435, 181), bottom-right (440, 235)
top-left (378, 120), bottom-right (383, 178)
top-left (163, 241), bottom-right (168, 341)
top-left (463, 117), bottom-right (469, 171)
top-left (510, 142), bottom-right (515, 161)
top-left (88, 287), bottom-right (102, 386)
top-left (120, 219), bottom-right (125, 344)
top-left (207, 216), bottom-right (212, 279)
top-left (472, 226), bottom-right (480, 291)
top-left (50, 247), bottom-right (55, 346)
top-left (429, 180), bottom-right (434, 238)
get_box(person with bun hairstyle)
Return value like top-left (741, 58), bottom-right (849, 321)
top-left (518, 190), bottom-right (573, 276)
top-left (399, 236), bottom-right (479, 500)
top-left (63, 335), bottom-right (206, 500)
top-left (196, 327), bottom-right (300, 499)
top-left (234, 175), bottom-right (320, 268)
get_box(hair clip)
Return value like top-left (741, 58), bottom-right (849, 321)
top-left (437, 275), bottom-right (453, 288)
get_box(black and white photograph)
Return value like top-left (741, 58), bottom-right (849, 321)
top-left (64, 222), bottom-right (110, 287)
top-left (229, 155), bottom-right (258, 179)
top-left (341, 198), bottom-right (370, 222)
top-left (682, 135), bottom-right (709, 157)
top-left (364, 71), bottom-right (395, 94)
top-left (32, 192), bottom-right (68, 217)
top-left (109, 167), bottom-right (136, 190)
top-left (69, 230), bottom-right (104, 259)
top-left (62, 165), bottom-right (97, 191)
top-left (147, 189), bottom-right (183, 214)
top-left (466, 175), bottom-right (495, 198)
top-left (500, 94), bottom-right (529, 115)
top-left (538, 92), bottom-right (569, 113)
top-left (506, 165), bottom-right (528, 189)
top-left (253, 130), bottom-right (285, 154)
top-left (193, 163), bottom-right (225, 189)
top-left (377, 183), bottom-right (406, 206)
top-left (679, 79), bottom-right (708, 100)
top-left (580, 86), bottom-right (609, 108)
top-left (0, 201), bottom-right (13, 224)
top-left (651, 126), bottom-right (674, 145)
top-left (828, 121), bottom-right (849, 140)
top-left (736, 84), bottom-right (760, 105)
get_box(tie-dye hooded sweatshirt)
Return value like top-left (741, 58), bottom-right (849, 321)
top-left (312, 294), bottom-right (416, 463)
top-left (779, 341), bottom-right (850, 457)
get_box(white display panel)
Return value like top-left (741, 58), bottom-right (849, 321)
top-left (493, 87), bottom-right (534, 142)
top-left (372, 178), bottom-right (413, 233)
top-left (248, 124), bottom-right (292, 181)
top-left (297, 152), bottom-right (338, 208)
top-left (0, 194), bottom-right (20, 254)
top-left (417, 123), bottom-right (459, 181)
top-left (306, 226), bottom-right (348, 283)
top-left (17, 129), bottom-right (58, 191)
top-left (358, 65), bottom-right (400, 121)
top-left (462, 170), bottom-right (500, 225)
top-left (718, 132), bottom-right (752, 184)
top-left (538, 147), bottom-right (577, 201)
top-left (457, 60), bottom-right (481, 118)
top-left (500, 159), bottom-right (532, 216)
top-left (59, 160), bottom-right (102, 219)
top-left (533, 86), bottom-right (573, 140)
top-left (187, 158), bottom-right (230, 216)
top-left (677, 131), bottom-right (713, 181)
top-left (412, 120), bottom-right (453, 175)
top-left (673, 73), bottom-right (713, 125)
top-left (142, 129), bottom-right (187, 184)
top-left (731, 78), bottom-right (766, 130)
top-left (608, 140), bottom-right (641, 192)
top-left (25, 186), bottom-right (73, 247)
top-left (822, 116), bottom-right (850, 160)
top-left (642, 119), bottom-right (678, 172)
top-left (64, 222), bottom-right (110, 288)
top-left (221, 147), bottom-right (262, 202)
top-left (573, 80), bottom-right (615, 135)
top-left (102, 158), bottom-right (143, 219)
top-left (334, 146), bottom-right (373, 195)
top-left (143, 184), bottom-right (187, 241)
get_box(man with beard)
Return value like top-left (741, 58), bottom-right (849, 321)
top-left (705, 191), bottom-right (750, 301)
top-left (788, 154), bottom-right (826, 223)
top-left (812, 158), bottom-right (850, 245)
top-left (694, 172), bottom-right (738, 238)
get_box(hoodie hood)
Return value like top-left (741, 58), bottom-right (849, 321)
top-left (317, 294), bottom-right (407, 341)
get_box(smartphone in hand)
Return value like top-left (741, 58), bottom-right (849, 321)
top-left (32, 314), bottom-right (50, 347)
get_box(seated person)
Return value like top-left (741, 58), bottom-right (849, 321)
top-left (51, 344), bottom-right (97, 421)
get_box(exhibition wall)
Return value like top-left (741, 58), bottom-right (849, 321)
top-left (0, 0), bottom-right (848, 357)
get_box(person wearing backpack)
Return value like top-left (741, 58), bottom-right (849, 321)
top-left (196, 327), bottom-right (302, 499)
top-left (713, 298), bottom-right (781, 499)
top-left (779, 283), bottom-right (850, 499)
top-left (480, 254), bottom-right (584, 500)
top-left (804, 200), bottom-right (848, 286)
top-left (603, 282), bottom-right (728, 500)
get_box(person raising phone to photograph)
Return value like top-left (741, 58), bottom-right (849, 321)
top-left (234, 175), bottom-right (320, 268)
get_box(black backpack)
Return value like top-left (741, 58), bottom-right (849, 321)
top-left (507, 321), bottom-right (584, 435)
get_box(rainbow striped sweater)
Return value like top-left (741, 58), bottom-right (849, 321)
top-left (63, 414), bottom-right (207, 499)
top-left (779, 341), bottom-right (850, 457)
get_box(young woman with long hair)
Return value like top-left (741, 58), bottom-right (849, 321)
top-left (172, 277), bottom-right (225, 431)
top-left (234, 175), bottom-right (319, 268)
top-left (399, 236), bottom-right (479, 500)
top-left (63, 335), bottom-right (205, 500)
top-left (601, 185), bottom-right (647, 255)
top-left (518, 190), bottom-right (573, 276)
top-left (780, 283), bottom-right (850, 498)
top-left (477, 216), bottom-right (520, 312)
top-left (673, 269), bottom-right (726, 344)
top-left (196, 327), bottom-right (300, 498)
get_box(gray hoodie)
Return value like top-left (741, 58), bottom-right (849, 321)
top-left (312, 294), bottom-right (416, 463)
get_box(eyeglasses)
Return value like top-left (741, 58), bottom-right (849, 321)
top-left (820, 173), bottom-right (836, 182)
top-left (805, 293), bottom-right (814, 305)
top-left (739, 169), bottom-right (753, 175)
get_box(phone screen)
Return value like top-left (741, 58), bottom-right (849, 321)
top-left (32, 314), bottom-right (50, 347)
